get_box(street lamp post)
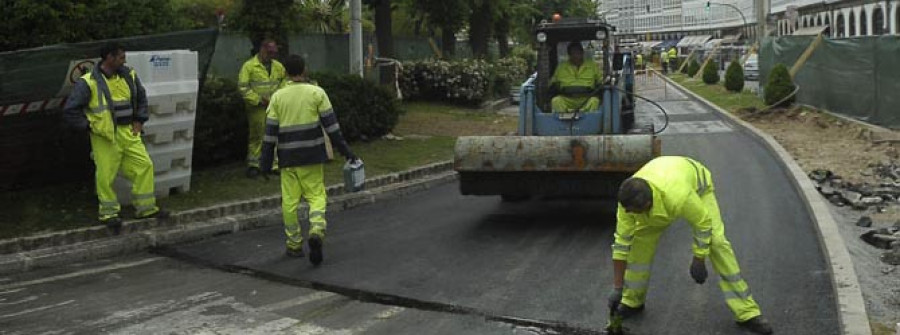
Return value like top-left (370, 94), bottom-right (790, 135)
top-left (707, 1), bottom-right (750, 43)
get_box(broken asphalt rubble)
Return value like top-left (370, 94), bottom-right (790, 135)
top-left (809, 164), bottom-right (900, 265)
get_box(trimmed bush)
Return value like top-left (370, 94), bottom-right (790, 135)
top-left (687, 60), bottom-right (701, 77)
top-left (311, 72), bottom-right (402, 141)
top-left (399, 57), bottom-right (529, 106)
top-left (194, 76), bottom-right (247, 168)
top-left (764, 63), bottom-right (796, 107)
top-left (702, 60), bottom-right (719, 84)
top-left (724, 60), bottom-right (745, 92)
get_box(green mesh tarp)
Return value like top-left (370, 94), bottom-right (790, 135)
top-left (0, 29), bottom-right (218, 190)
top-left (760, 35), bottom-right (900, 128)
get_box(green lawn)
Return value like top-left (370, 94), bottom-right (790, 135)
top-left (0, 102), bottom-right (515, 239)
top-left (668, 73), bottom-right (766, 113)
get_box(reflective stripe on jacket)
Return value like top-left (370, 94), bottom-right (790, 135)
top-left (63, 66), bottom-right (148, 141)
top-left (259, 81), bottom-right (352, 171)
top-left (238, 55), bottom-right (286, 106)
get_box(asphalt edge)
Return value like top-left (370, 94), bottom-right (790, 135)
top-left (0, 162), bottom-right (458, 275)
top-left (652, 71), bottom-right (872, 335)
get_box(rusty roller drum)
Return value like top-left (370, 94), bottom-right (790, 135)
top-left (454, 135), bottom-right (661, 198)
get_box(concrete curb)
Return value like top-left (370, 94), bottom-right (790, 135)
top-left (654, 71), bottom-right (872, 335)
top-left (0, 162), bottom-right (458, 275)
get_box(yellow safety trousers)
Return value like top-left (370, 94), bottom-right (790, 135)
top-left (621, 190), bottom-right (762, 322)
top-left (551, 96), bottom-right (600, 113)
top-left (280, 164), bottom-right (327, 250)
top-left (91, 126), bottom-right (158, 220)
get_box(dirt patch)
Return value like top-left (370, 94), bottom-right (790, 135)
top-left (737, 105), bottom-right (900, 331)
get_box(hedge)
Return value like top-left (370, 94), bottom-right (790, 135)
top-left (399, 57), bottom-right (530, 106)
top-left (724, 60), bottom-right (744, 92)
top-left (702, 60), bottom-right (720, 84)
top-left (764, 64), bottom-right (796, 107)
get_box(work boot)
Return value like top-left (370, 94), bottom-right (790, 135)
top-left (616, 303), bottom-right (645, 319)
top-left (737, 316), bottom-right (773, 334)
top-left (286, 246), bottom-right (305, 258)
top-left (308, 235), bottom-right (324, 266)
top-left (102, 217), bottom-right (123, 235)
top-left (246, 167), bottom-right (260, 179)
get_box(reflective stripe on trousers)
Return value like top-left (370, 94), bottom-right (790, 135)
top-left (280, 164), bottom-right (327, 250)
top-left (90, 126), bottom-right (157, 220)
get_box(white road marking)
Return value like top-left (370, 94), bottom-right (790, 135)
top-left (0, 257), bottom-right (163, 291)
top-left (0, 300), bottom-right (75, 319)
top-left (259, 291), bottom-right (337, 312)
top-left (0, 288), bottom-right (25, 295)
top-left (0, 295), bottom-right (39, 306)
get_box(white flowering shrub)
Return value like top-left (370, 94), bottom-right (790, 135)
top-left (400, 57), bottom-right (529, 106)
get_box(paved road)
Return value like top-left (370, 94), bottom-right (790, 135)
top-left (1, 74), bottom-right (838, 334)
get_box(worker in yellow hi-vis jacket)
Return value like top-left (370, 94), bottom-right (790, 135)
top-left (239, 38), bottom-right (286, 178)
top-left (259, 55), bottom-right (358, 266)
top-left (607, 156), bottom-right (773, 334)
top-left (63, 42), bottom-right (169, 234)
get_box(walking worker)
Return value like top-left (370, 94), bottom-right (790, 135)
top-left (63, 42), bottom-right (168, 233)
top-left (239, 38), bottom-right (286, 178)
top-left (259, 55), bottom-right (358, 266)
top-left (635, 53), bottom-right (644, 71)
top-left (608, 156), bottom-right (773, 334)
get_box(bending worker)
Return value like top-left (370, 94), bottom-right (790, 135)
top-left (259, 55), bottom-right (358, 266)
top-left (608, 156), bottom-right (773, 334)
top-left (63, 42), bottom-right (168, 234)
top-left (239, 38), bottom-right (286, 178)
top-left (550, 42), bottom-right (602, 113)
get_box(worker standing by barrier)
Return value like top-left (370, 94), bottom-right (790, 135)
top-left (668, 47), bottom-right (677, 74)
top-left (660, 50), bottom-right (669, 74)
top-left (260, 55), bottom-right (359, 266)
top-left (239, 39), bottom-right (286, 178)
top-left (635, 53), bottom-right (644, 72)
top-left (63, 42), bottom-right (169, 234)
top-left (607, 156), bottom-right (774, 334)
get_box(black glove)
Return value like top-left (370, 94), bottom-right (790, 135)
top-left (690, 258), bottom-right (708, 284)
top-left (607, 287), bottom-right (623, 309)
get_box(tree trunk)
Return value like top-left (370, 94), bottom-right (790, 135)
top-left (468, 1), bottom-right (492, 59)
top-left (441, 27), bottom-right (457, 57)
top-left (496, 33), bottom-right (510, 58)
top-left (375, 0), bottom-right (395, 87)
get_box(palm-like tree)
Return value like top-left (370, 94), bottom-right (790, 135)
top-left (297, 0), bottom-right (349, 33)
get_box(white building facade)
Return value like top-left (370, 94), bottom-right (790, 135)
top-left (601, 0), bottom-right (899, 40)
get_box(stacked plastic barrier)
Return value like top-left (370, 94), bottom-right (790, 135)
top-left (114, 50), bottom-right (199, 203)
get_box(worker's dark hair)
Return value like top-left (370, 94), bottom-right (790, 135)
top-left (618, 177), bottom-right (652, 209)
top-left (284, 54), bottom-right (306, 76)
top-left (260, 38), bottom-right (277, 47)
top-left (567, 42), bottom-right (584, 53)
top-left (99, 42), bottom-right (123, 61)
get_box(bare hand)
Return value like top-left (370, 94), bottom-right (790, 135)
top-left (132, 121), bottom-right (143, 136)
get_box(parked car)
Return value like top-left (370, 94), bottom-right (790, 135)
top-left (744, 53), bottom-right (759, 80)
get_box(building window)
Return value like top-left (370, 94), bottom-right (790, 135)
top-left (849, 11), bottom-right (856, 36)
top-left (873, 7), bottom-right (884, 35)
top-left (860, 9), bottom-right (868, 35)
top-left (817, 15), bottom-right (822, 26)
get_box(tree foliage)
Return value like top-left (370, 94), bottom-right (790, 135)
top-left (764, 63), bottom-right (796, 107)
top-left (724, 60), bottom-right (744, 92)
top-left (1, 0), bottom-right (193, 52)
top-left (702, 60), bottom-right (719, 84)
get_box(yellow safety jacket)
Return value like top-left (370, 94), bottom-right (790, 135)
top-left (550, 60), bottom-right (603, 94)
top-left (238, 55), bottom-right (286, 107)
top-left (259, 81), bottom-right (353, 171)
top-left (635, 54), bottom-right (644, 66)
top-left (613, 156), bottom-right (714, 261)
top-left (63, 66), bottom-right (147, 141)
top-left (660, 51), bottom-right (669, 63)
top-left (668, 48), bottom-right (677, 60)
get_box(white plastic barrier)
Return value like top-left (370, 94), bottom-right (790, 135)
top-left (115, 50), bottom-right (198, 203)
